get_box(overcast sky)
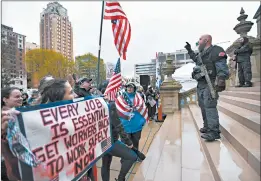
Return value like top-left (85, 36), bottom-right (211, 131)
top-left (2, 1), bottom-right (260, 77)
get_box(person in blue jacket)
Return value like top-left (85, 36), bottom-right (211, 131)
top-left (117, 82), bottom-right (146, 150)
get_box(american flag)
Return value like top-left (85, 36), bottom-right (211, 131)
top-left (104, 58), bottom-right (122, 101)
top-left (115, 91), bottom-right (149, 123)
top-left (104, 1), bottom-right (131, 60)
top-left (50, 175), bottom-right (59, 181)
top-left (101, 137), bottom-right (112, 152)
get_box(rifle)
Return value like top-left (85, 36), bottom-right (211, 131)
top-left (233, 55), bottom-right (239, 86)
top-left (197, 53), bottom-right (216, 99)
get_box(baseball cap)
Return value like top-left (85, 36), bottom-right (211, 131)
top-left (126, 82), bottom-right (135, 88)
top-left (78, 77), bottom-right (92, 85)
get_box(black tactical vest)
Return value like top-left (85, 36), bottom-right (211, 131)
top-left (199, 46), bottom-right (217, 80)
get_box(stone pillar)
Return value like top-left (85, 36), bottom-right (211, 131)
top-left (253, 5), bottom-right (260, 39)
top-left (253, 6), bottom-right (261, 80)
top-left (160, 54), bottom-right (182, 114)
top-left (252, 39), bottom-right (261, 80)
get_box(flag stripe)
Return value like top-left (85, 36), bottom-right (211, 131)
top-left (123, 23), bottom-right (131, 56)
top-left (118, 21), bottom-right (126, 55)
top-left (115, 92), bottom-right (149, 123)
top-left (104, 2), bottom-right (126, 19)
top-left (104, 58), bottom-right (122, 101)
top-left (104, 1), bottom-right (131, 60)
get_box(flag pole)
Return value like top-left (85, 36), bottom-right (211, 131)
top-left (97, 1), bottom-right (105, 87)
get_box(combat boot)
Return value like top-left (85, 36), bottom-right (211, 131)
top-left (199, 127), bottom-right (208, 133)
top-left (201, 132), bottom-right (221, 141)
top-left (243, 81), bottom-right (252, 87)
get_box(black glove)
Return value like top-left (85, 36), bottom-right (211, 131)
top-left (215, 78), bottom-right (226, 92)
top-left (184, 42), bottom-right (192, 51)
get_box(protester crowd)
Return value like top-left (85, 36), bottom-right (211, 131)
top-left (3, 35), bottom-right (251, 181)
top-left (1, 74), bottom-right (160, 181)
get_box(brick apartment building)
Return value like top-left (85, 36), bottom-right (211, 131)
top-left (1, 24), bottom-right (27, 89)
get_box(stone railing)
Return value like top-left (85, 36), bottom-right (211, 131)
top-left (178, 87), bottom-right (197, 109)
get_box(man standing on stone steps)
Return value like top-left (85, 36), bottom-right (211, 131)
top-left (184, 34), bottom-right (229, 141)
top-left (233, 36), bottom-right (253, 87)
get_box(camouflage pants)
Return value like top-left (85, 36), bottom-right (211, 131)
top-left (197, 86), bottom-right (220, 133)
top-left (238, 61), bottom-right (252, 84)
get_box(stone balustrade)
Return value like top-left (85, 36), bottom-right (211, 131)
top-left (178, 87), bottom-right (197, 109)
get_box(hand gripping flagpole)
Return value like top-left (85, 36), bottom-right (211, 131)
top-left (97, 1), bottom-right (105, 87)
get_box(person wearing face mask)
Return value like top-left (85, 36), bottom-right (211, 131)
top-left (184, 34), bottom-right (229, 141)
top-left (233, 37), bottom-right (253, 87)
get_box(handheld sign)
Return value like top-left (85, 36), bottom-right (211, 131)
top-left (16, 97), bottom-right (112, 181)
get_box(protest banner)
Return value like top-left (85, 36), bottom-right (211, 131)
top-left (16, 97), bottom-right (112, 181)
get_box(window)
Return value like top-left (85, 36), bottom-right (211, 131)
top-left (176, 54), bottom-right (185, 61)
top-left (185, 53), bottom-right (190, 60)
top-left (20, 81), bottom-right (23, 85)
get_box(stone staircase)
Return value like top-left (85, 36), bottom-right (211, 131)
top-left (133, 81), bottom-right (260, 181)
top-left (188, 81), bottom-right (260, 181)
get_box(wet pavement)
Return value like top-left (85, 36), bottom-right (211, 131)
top-left (96, 121), bottom-right (162, 181)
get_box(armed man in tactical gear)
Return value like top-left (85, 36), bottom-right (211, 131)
top-left (233, 37), bottom-right (253, 87)
top-left (185, 34), bottom-right (229, 141)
